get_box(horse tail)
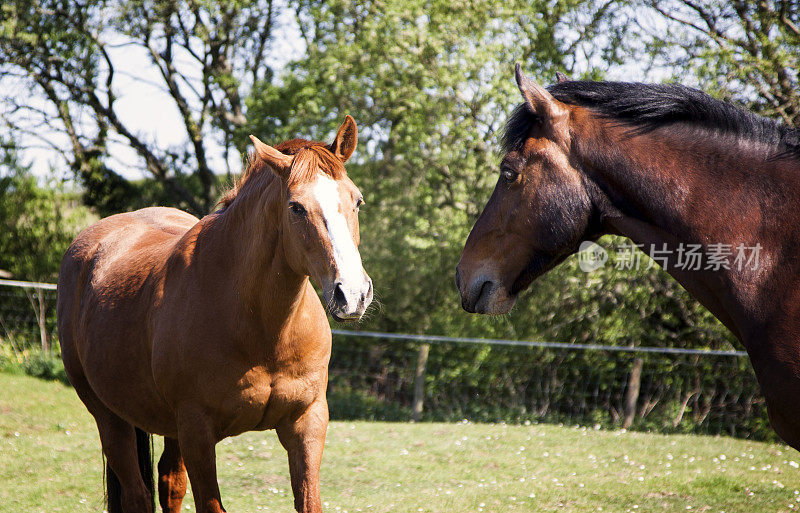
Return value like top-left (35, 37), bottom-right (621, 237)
top-left (104, 454), bottom-right (122, 513)
top-left (104, 428), bottom-right (155, 513)
top-left (136, 428), bottom-right (156, 511)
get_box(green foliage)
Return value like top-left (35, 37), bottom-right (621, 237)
top-left (0, 340), bottom-right (68, 385)
top-left (0, 145), bottom-right (88, 281)
top-left (327, 386), bottom-right (412, 421)
top-left (511, 237), bottom-right (735, 349)
top-left (19, 350), bottom-right (69, 384)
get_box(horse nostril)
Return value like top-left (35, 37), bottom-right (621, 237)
top-left (455, 268), bottom-right (462, 291)
top-left (360, 280), bottom-right (372, 305)
top-left (334, 283), bottom-right (346, 306)
top-left (476, 280), bottom-right (492, 302)
top-left (462, 279), bottom-right (492, 313)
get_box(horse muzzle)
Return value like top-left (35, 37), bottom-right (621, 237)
top-left (455, 267), bottom-right (515, 315)
top-left (326, 276), bottom-right (373, 321)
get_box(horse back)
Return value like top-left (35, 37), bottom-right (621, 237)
top-left (58, 206), bottom-right (199, 315)
top-left (57, 207), bottom-right (199, 433)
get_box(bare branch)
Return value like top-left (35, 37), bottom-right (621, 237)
top-left (251, 0), bottom-right (275, 85)
top-left (779, 0), bottom-right (800, 37)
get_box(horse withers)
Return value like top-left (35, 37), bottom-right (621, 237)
top-left (456, 64), bottom-right (800, 451)
top-left (57, 116), bottom-right (372, 513)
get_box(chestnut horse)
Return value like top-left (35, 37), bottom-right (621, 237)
top-left (57, 116), bottom-right (372, 513)
top-left (456, 65), bottom-right (800, 452)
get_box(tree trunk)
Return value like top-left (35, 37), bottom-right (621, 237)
top-left (622, 357), bottom-right (644, 429)
top-left (37, 288), bottom-right (48, 354)
top-left (25, 287), bottom-right (48, 354)
top-left (412, 343), bottom-right (430, 422)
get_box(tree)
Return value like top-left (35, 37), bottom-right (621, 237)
top-left (0, 143), bottom-right (87, 281)
top-left (640, 0), bottom-right (799, 124)
top-left (0, 0), bottom-right (282, 215)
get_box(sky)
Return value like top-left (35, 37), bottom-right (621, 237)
top-left (21, 1), bottom-right (304, 181)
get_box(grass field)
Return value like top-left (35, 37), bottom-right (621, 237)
top-left (1, 373), bottom-right (799, 513)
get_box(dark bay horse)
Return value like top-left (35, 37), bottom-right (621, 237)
top-left (456, 65), bottom-right (800, 451)
top-left (57, 116), bottom-right (372, 513)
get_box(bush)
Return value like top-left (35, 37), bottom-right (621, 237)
top-left (21, 351), bottom-right (69, 384)
top-left (0, 344), bottom-right (69, 385)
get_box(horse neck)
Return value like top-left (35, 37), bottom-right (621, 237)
top-left (577, 122), bottom-right (800, 342)
top-left (200, 175), bottom-right (309, 329)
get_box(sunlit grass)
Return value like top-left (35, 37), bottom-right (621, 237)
top-left (1, 373), bottom-right (799, 513)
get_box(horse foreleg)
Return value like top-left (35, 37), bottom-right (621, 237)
top-left (158, 436), bottom-right (188, 513)
top-left (276, 399), bottom-right (329, 513)
top-left (176, 411), bottom-right (226, 513)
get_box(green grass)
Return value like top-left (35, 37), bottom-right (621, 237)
top-left (1, 373), bottom-right (799, 513)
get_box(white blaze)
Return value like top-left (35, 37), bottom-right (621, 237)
top-left (312, 173), bottom-right (365, 295)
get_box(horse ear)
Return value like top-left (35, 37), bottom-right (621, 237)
top-left (249, 135), bottom-right (293, 177)
top-left (330, 115), bottom-right (358, 163)
top-left (514, 63), bottom-right (564, 123)
top-left (555, 71), bottom-right (569, 84)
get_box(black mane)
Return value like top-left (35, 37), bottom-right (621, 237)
top-left (502, 80), bottom-right (800, 159)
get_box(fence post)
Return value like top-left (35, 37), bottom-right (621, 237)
top-left (23, 285), bottom-right (49, 354)
top-left (37, 287), bottom-right (48, 354)
top-left (622, 356), bottom-right (644, 429)
top-left (412, 343), bottom-right (430, 422)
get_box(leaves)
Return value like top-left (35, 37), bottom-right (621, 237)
top-left (0, 144), bottom-right (88, 281)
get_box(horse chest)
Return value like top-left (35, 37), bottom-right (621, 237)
top-left (223, 368), bottom-right (324, 435)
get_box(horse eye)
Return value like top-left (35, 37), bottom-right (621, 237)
top-left (289, 201), bottom-right (306, 216)
top-left (355, 197), bottom-right (364, 211)
top-left (501, 168), bottom-right (519, 182)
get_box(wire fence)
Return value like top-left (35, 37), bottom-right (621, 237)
top-left (0, 280), bottom-right (772, 440)
top-left (0, 279), bottom-right (58, 356)
top-left (327, 331), bottom-right (770, 440)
